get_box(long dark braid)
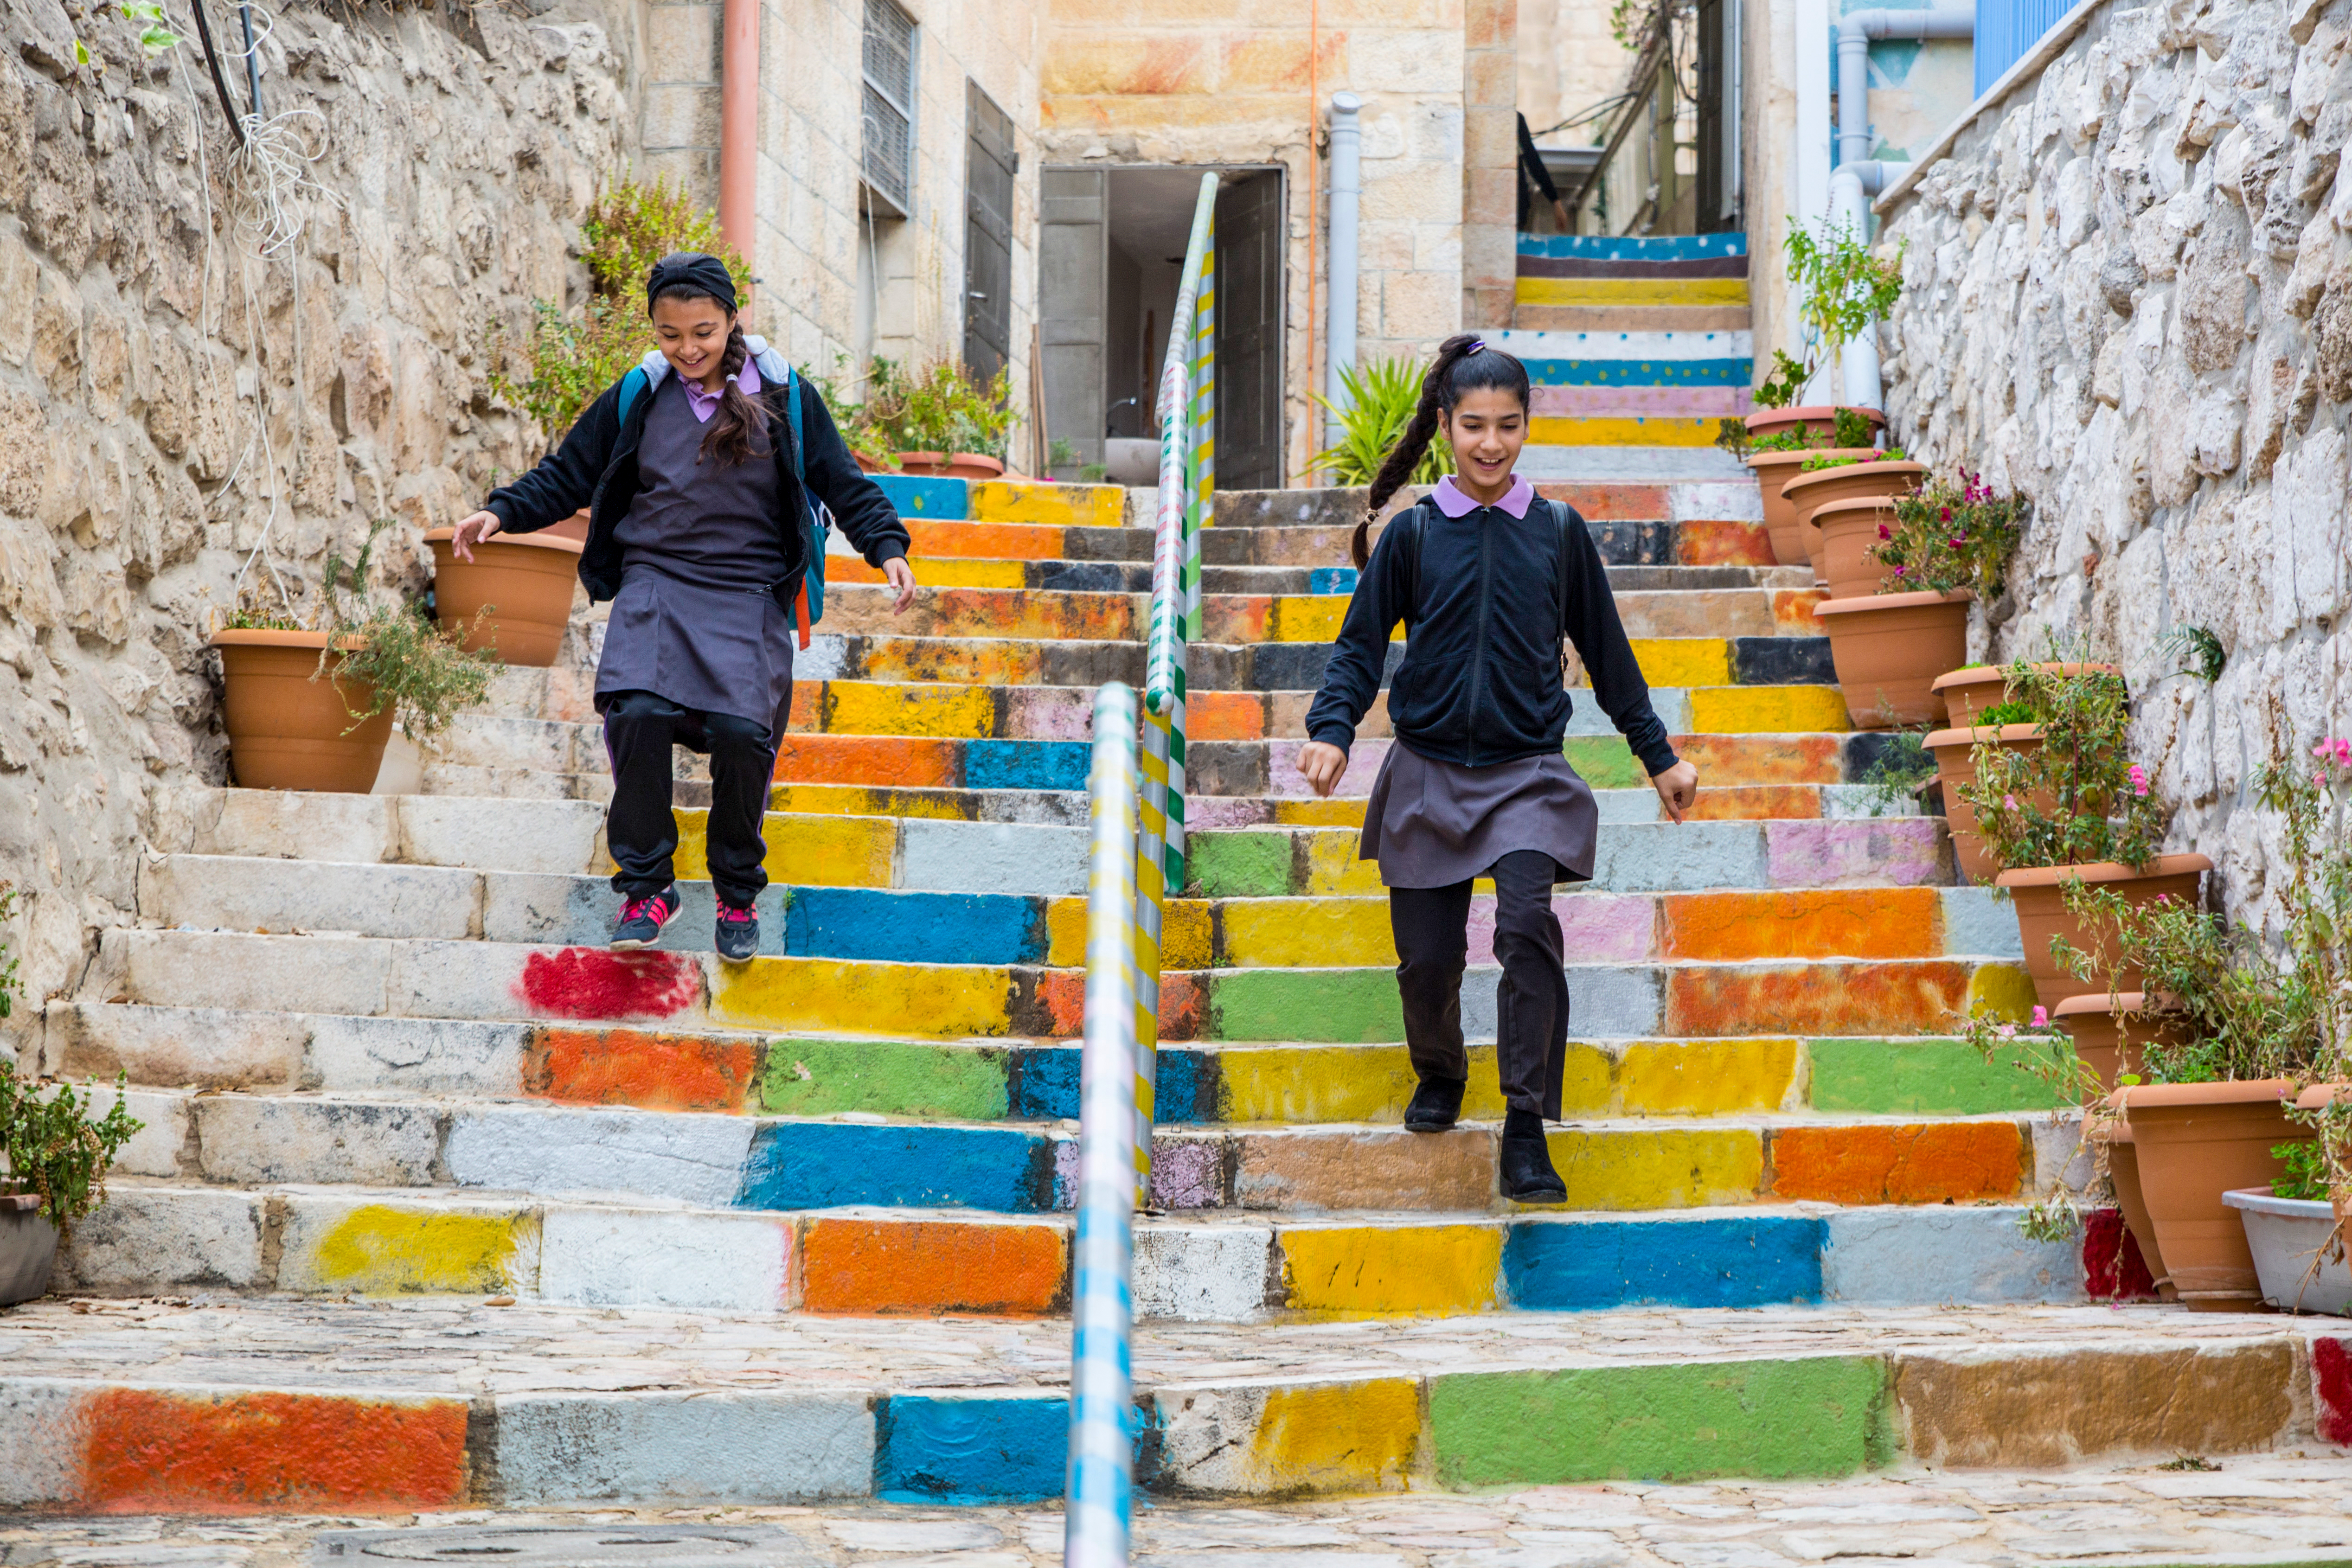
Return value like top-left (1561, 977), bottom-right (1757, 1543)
top-left (700, 321), bottom-right (772, 465)
top-left (1351, 333), bottom-right (1530, 568)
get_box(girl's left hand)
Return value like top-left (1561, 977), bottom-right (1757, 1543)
top-left (1652, 759), bottom-right (1700, 824)
top-left (883, 557), bottom-right (917, 614)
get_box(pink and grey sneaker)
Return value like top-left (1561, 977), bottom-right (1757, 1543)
top-left (609, 884), bottom-right (679, 950)
top-left (714, 895), bottom-right (759, 964)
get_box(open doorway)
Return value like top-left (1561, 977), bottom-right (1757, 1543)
top-left (1038, 165), bottom-right (1285, 491)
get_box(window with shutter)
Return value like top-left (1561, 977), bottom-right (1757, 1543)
top-left (862, 0), bottom-right (916, 218)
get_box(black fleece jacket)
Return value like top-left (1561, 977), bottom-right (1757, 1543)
top-left (1304, 496), bottom-right (1680, 776)
top-left (484, 368), bottom-right (910, 613)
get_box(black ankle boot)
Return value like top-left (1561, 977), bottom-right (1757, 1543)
top-left (1404, 1076), bottom-right (1467, 1133)
top-left (1500, 1107), bottom-right (1567, 1203)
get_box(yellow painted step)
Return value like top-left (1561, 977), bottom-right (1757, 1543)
top-left (969, 479), bottom-right (1125, 528)
top-left (1515, 275), bottom-right (1750, 307)
top-left (1526, 416), bottom-right (1726, 448)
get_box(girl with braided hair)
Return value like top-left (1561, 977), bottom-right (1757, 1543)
top-left (1299, 334), bottom-right (1700, 1203)
top-left (449, 253), bottom-right (916, 963)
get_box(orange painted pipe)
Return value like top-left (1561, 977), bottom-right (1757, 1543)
top-left (718, 0), bottom-right (757, 261)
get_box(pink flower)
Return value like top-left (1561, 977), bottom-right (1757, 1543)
top-left (1939, 506), bottom-right (1953, 522)
top-left (2315, 742), bottom-right (2332, 761)
top-left (2336, 738), bottom-right (2351, 766)
top-left (2003, 794), bottom-right (2018, 809)
top-left (2128, 763), bottom-right (2148, 798)
top-left (1877, 523), bottom-right (1892, 541)
top-left (1893, 564), bottom-right (1908, 576)
top-left (2031, 1005), bottom-right (2049, 1027)
top-left (1996, 1023), bottom-right (2017, 1038)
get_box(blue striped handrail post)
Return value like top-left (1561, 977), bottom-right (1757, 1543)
top-left (1064, 681), bottom-right (1141, 1568)
top-left (1132, 171), bottom-right (1219, 1205)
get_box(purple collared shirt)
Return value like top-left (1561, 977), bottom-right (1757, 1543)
top-left (681, 358), bottom-right (761, 423)
top-left (1432, 473), bottom-right (1534, 518)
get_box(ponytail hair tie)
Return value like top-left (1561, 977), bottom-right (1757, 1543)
top-left (1467, 339), bottom-right (1488, 355)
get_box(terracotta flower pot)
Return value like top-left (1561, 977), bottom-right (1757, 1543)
top-left (1929, 661), bottom-right (2121, 728)
top-left (1810, 589), bottom-right (1971, 728)
top-left (427, 527), bottom-right (584, 668)
top-left (897, 452), bottom-right (1005, 481)
top-left (1782, 460), bottom-right (1928, 584)
top-left (1994, 855), bottom-right (2214, 1011)
top-left (1743, 405), bottom-right (1886, 442)
top-left (545, 509), bottom-right (592, 545)
top-left (2115, 1078), bottom-right (2306, 1310)
top-left (211, 629), bottom-right (393, 793)
top-left (1923, 722), bottom-right (2044, 884)
top-left (1748, 449), bottom-right (1874, 569)
top-left (1814, 495), bottom-right (1905, 600)
top-left (2093, 1120), bottom-right (2177, 1302)
top-left (2053, 991), bottom-right (2190, 1095)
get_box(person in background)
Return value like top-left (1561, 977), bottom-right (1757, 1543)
top-left (1297, 335), bottom-right (1700, 1203)
top-left (446, 253), bottom-right (915, 964)
top-left (1518, 112), bottom-right (1573, 232)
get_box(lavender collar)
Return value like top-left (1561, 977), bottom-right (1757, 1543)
top-left (1433, 473), bottom-right (1534, 518)
top-left (682, 358), bottom-right (762, 424)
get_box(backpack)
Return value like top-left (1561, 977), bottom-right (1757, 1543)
top-left (615, 338), bottom-right (832, 649)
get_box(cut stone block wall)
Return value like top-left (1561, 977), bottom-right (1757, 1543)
top-left (0, 0), bottom-right (636, 1042)
top-left (1878, 0), bottom-right (2352, 923)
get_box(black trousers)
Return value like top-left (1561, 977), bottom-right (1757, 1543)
top-left (602, 689), bottom-right (775, 909)
top-left (1390, 850), bottom-right (1570, 1119)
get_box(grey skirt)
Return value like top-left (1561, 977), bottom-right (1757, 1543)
top-left (1359, 743), bottom-right (1599, 888)
top-left (594, 565), bottom-right (796, 739)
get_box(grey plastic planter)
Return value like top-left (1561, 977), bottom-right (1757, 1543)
top-left (0, 1193), bottom-right (58, 1306)
top-left (2224, 1188), bottom-right (2352, 1315)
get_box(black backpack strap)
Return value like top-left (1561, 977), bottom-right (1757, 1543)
top-left (1551, 497), bottom-right (1575, 679)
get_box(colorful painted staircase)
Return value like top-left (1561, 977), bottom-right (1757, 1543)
top-left (15, 463), bottom-right (2333, 1515)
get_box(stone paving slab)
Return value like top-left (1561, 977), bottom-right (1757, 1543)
top-left (12, 1462), bottom-right (2352, 1567)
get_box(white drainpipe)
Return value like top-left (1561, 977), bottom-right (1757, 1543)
top-left (1827, 159), bottom-right (1910, 411)
top-left (1327, 90), bottom-right (1362, 448)
top-left (1837, 7), bottom-right (1974, 169)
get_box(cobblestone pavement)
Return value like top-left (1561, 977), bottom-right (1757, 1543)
top-left (8, 1459), bottom-right (2352, 1566)
top-left (0, 1295), bottom-right (2321, 1394)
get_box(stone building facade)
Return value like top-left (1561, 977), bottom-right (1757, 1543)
top-left (1876, 0), bottom-right (2352, 919)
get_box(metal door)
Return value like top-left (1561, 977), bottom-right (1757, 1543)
top-left (1213, 169), bottom-right (1283, 492)
top-left (1039, 168), bottom-right (1107, 470)
top-left (963, 80), bottom-right (1015, 382)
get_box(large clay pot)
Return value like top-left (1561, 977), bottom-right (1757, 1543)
top-left (897, 452), bottom-right (1005, 481)
top-left (1814, 495), bottom-right (1905, 599)
top-left (1994, 855), bottom-right (2214, 1011)
top-left (1924, 722), bottom-right (2044, 884)
top-left (1743, 405), bottom-right (1886, 442)
top-left (545, 509), bottom-right (592, 544)
top-left (1929, 661), bottom-right (2121, 728)
top-left (427, 527), bottom-right (584, 667)
top-left (1809, 589), bottom-right (1970, 728)
top-left (2116, 1079), bottom-right (2305, 1310)
top-left (2053, 991), bottom-right (2190, 1094)
top-left (211, 629), bottom-right (393, 793)
top-left (1782, 459), bottom-right (1928, 584)
top-left (1749, 449), bottom-right (1873, 569)
top-left (2094, 1121), bottom-right (2177, 1302)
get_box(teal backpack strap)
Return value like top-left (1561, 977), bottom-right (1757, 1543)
top-left (782, 366), bottom-right (828, 641)
top-left (615, 366), bottom-right (649, 426)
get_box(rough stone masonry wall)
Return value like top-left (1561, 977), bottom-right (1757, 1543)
top-left (0, 0), bottom-right (635, 1047)
top-left (1877, 0), bottom-right (2352, 924)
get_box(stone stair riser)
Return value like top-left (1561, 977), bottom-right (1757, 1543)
top-left (867, 474), bottom-right (1128, 527)
top-left (140, 857), bottom-right (2022, 968)
top-left (48, 1005), bottom-right (2066, 1124)
top-left (57, 1184), bottom-right (2109, 1322)
top-left (6, 1330), bottom-right (2321, 1511)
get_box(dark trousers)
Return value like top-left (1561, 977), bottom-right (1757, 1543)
top-left (602, 689), bottom-right (775, 909)
top-left (1390, 850), bottom-right (1570, 1119)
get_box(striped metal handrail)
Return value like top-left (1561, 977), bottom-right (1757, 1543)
top-left (1065, 171), bottom-right (1217, 1568)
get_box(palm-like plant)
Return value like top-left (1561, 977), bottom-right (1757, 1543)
top-left (1309, 357), bottom-right (1455, 486)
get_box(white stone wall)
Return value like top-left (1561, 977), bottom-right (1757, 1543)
top-left (0, 0), bottom-right (635, 1037)
top-left (1878, 0), bottom-right (2352, 920)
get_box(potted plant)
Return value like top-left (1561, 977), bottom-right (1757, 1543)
top-left (853, 357), bottom-right (1015, 480)
top-left (2, 888), bottom-right (144, 1306)
top-left (1743, 408), bottom-right (1879, 569)
top-left (2224, 1137), bottom-right (2351, 1313)
top-left (1783, 449), bottom-right (1927, 584)
top-left (1740, 219), bottom-right (1903, 443)
top-left (1312, 355), bottom-right (1456, 486)
top-left (211, 524), bottom-right (500, 792)
top-left (425, 525), bottom-right (584, 667)
top-left (1809, 466), bottom-right (2017, 730)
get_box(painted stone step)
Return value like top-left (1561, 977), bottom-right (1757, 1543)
top-left (84, 929), bottom-right (2030, 1041)
top-left (136, 857), bottom-right (2020, 969)
top-left (844, 552), bottom-right (1801, 598)
top-left (3, 1299), bottom-right (2321, 1512)
top-left (44, 1004), bottom-right (2064, 1124)
top-left (52, 1181), bottom-right (2121, 1321)
top-left (149, 785), bottom-right (608, 877)
top-left (61, 1078), bottom-right (2075, 1219)
top-left (867, 473), bottom-right (1129, 527)
top-left (769, 780), bottom-right (1922, 828)
top-left (1212, 475), bottom-right (1764, 530)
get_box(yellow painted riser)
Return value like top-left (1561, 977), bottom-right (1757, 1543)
top-left (1514, 276), bottom-right (1750, 306)
top-left (832, 558), bottom-right (1030, 589)
top-left (1526, 416), bottom-right (1727, 448)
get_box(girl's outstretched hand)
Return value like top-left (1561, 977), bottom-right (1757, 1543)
top-left (1296, 741), bottom-right (1348, 798)
top-left (883, 557), bottom-right (918, 614)
top-left (449, 511), bottom-right (502, 563)
top-left (1652, 758), bottom-right (1700, 824)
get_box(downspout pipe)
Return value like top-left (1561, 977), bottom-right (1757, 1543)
top-left (1836, 7), bottom-right (1972, 170)
top-left (719, 0), bottom-right (758, 262)
top-left (1827, 159), bottom-right (1910, 411)
top-left (1326, 91), bottom-right (1362, 448)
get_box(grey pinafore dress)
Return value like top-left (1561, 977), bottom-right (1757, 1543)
top-left (591, 373), bottom-right (798, 739)
top-left (1360, 745), bottom-right (1599, 889)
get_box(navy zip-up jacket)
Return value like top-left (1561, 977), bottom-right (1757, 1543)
top-left (483, 369), bottom-right (910, 615)
top-left (1304, 495), bottom-right (1680, 776)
